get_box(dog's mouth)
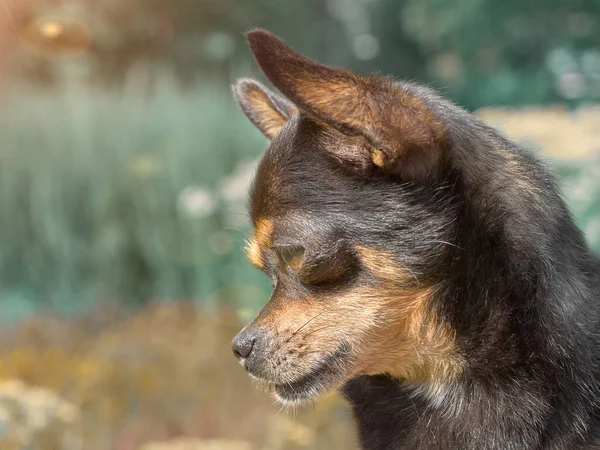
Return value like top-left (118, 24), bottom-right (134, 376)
top-left (268, 342), bottom-right (352, 404)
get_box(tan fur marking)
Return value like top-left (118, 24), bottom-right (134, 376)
top-left (354, 246), bottom-right (462, 383)
top-left (371, 149), bottom-right (385, 168)
top-left (357, 245), bottom-right (414, 283)
top-left (246, 219), bottom-right (274, 269)
top-left (246, 237), bottom-right (263, 269)
top-left (254, 218), bottom-right (274, 247)
top-left (339, 285), bottom-right (462, 385)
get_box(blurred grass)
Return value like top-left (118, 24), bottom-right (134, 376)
top-left (0, 78), bottom-right (598, 321)
top-left (0, 73), bottom-right (272, 320)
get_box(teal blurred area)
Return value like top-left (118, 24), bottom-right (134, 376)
top-left (0, 1), bottom-right (599, 449)
top-left (0, 0), bottom-right (598, 320)
top-left (0, 79), bottom-right (271, 320)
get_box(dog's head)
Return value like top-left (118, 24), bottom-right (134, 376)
top-left (231, 29), bottom-right (464, 405)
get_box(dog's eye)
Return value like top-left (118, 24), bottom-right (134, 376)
top-left (277, 246), bottom-right (305, 271)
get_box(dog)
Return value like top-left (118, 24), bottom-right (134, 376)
top-left (230, 29), bottom-right (600, 449)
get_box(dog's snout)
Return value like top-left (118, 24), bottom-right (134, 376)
top-left (232, 327), bottom-right (261, 362)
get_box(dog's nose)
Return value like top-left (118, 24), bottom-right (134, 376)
top-left (232, 327), bottom-right (260, 361)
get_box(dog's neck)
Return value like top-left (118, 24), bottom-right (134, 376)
top-left (341, 369), bottom-right (600, 450)
top-left (338, 174), bottom-right (600, 449)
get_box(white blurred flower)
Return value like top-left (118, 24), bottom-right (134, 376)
top-left (0, 379), bottom-right (80, 446)
top-left (582, 50), bottom-right (600, 75)
top-left (352, 34), bottom-right (380, 60)
top-left (556, 71), bottom-right (587, 99)
top-left (219, 160), bottom-right (258, 203)
top-left (546, 48), bottom-right (578, 76)
top-left (177, 186), bottom-right (216, 218)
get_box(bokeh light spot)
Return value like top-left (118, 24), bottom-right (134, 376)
top-left (20, 16), bottom-right (92, 60)
top-left (352, 34), bottom-right (380, 61)
top-left (40, 22), bottom-right (63, 39)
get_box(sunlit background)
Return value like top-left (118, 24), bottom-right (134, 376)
top-left (0, 0), bottom-right (599, 449)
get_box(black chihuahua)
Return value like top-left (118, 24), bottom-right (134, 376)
top-left (231, 29), bottom-right (600, 449)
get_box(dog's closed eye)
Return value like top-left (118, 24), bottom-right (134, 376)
top-left (277, 246), bottom-right (305, 271)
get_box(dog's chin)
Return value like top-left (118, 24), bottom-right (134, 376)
top-left (264, 342), bottom-right (352, 406)
top-left (271, 370), bottom-right (338, 405)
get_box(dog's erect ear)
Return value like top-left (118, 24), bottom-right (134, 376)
top-left (232, 78), bottom-right (297, 140)
top-left (245, 29), bottom-right (449, 181)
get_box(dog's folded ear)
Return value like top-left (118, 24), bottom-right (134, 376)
top-left (245, 29), bottom-right (449, 181)
top-left (232, 78), bottom-right (298, 139)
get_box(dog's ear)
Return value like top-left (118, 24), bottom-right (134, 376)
top-left (232, 78), bottom-right (297, 140)
top-left (246, 29), bottom-right (449, 181)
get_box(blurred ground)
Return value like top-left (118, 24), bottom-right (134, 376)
top-left (0, 106), bottom-right (599, 449)
top-left (0, 303), bottom-right (356, 450)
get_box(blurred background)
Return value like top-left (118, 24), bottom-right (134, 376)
top-left (0, 0), bottom-right (599, 449)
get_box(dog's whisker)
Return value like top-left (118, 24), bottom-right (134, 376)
top-left (285, 311), bottom-right (326, 343)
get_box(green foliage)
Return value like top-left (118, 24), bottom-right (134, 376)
top-left (0, 78), bottom-right (271, 316)
top-left (7, 0), bottom-right (600, 106)
top-left (1, 1), bottom-right (600, 316)
top-left (394, 0), bottom-right (600, 108)
top-left (0, 77), bottom-right (599, 317)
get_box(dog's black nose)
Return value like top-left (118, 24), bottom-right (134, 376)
top-left (232, 327), bottom-right (260, 361)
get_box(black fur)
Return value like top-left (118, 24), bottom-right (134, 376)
top-left (235, 31), bottom-right (600, 450)
top-left (248, 85), bottom-right (600, 449)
